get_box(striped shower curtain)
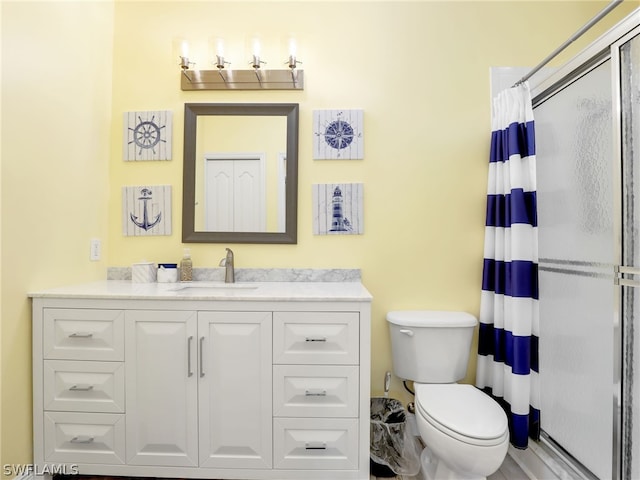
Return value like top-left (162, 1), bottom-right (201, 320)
top-left (476, 83), bottom-right (540, 449)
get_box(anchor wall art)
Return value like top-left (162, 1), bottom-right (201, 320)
top-left (123, 110), bottom-right (172, 161)
top-left (122, 185), bottom-right (172, 236)
top-left (313, 183), bottom-right (364, 235)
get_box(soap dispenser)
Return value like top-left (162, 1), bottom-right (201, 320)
top-left (180, 248), bottom-right (193, 282)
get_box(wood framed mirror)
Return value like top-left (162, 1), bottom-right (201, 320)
top-left (182, 103), bottom-right (299, 244)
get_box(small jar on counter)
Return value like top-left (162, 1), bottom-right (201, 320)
top-left (157, 263), bottom-right (178, 283)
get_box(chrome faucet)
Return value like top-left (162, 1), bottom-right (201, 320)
top-left (218, 248), bottom-right (235, 283)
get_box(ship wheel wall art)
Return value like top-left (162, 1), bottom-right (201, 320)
top-left (313, 109), bottom-right (363, 160)
top-left (123, 110), bottom-right (173, 161)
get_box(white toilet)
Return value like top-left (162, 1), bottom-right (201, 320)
top-left (386, 310), bottom-right (509, 480)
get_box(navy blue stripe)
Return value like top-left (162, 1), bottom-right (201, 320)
top-left (482, 259), bottom-right (539, 299)
top-left (486, 190), bottom-right (538, 227)
top-left (529, 406), bottom-right (541, 441)
top-left (490, 120), bottom-right (535, 163)
top-left (494, 327), bottom-right (505, 362)
top-left (530, 335), bottom-right (539, 373)
top-left (478, 322), bottom-right (494, 356)
top-left (479, 328), bottom-right (539, 376)
top-left (504, 332), bottom-right (531, 375)
top-left (511, 413), bottom-right (530, 449)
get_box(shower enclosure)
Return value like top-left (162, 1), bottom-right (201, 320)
top-left (532, 9), bottom-right (639, 480)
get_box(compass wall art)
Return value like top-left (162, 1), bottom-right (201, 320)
top-left (122, 185), bottom-right (172, 236)
top-left (313, 109), bottom-right (363, 160)
top-left (123, 110), bottom-right (173, 161)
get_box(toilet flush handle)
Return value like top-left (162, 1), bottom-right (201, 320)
top-left (399, 329), bottom-right (414, 337)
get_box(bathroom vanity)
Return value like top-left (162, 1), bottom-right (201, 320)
top-left (30, 280), bottom-right (371, 480)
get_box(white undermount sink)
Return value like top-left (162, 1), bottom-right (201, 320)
top-left (168, 282), bottom-right (259, 291)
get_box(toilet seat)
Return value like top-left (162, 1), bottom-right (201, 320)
top-left (415, 383), bottom-right (508, 447)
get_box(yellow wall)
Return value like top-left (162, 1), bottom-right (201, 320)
top-left (1, 0), bottom-right (114, 471)
top-left (1, 0), bottom-right (635, 473)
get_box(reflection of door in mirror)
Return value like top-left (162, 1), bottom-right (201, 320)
top-left (203, 154), bottom-right (265, 232)
top-left (194, 115), bottom-right (287, 233)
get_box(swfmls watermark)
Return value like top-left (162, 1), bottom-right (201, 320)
top-left (3, 464), bottom-right (79, 476)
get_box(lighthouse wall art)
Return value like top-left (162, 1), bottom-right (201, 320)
top-left (122, 185), bottom-right (172, 236)
top-left (313, 183), bottom-right (364, 235)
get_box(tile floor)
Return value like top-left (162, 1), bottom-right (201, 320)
top-left (53, 453), bottom-right (530, 480)
top-left (369, 452), bottom-right (530, 480)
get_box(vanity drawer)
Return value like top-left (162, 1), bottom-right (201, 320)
top-left (43, 309), bottom-right (124, 361)
top-left (43, 411), bottom-right (125, 464)
top-left (273, 417), bottom-right (358, 470)
top-left (273, 365), bottom-right (358, 418)
top-left (44, 360), bottom-right (124, 413)
top-left (273, 312), bottom-right (359, 365)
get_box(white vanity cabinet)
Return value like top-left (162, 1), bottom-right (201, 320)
top-left (124, 310), bottom-right (272, 469)
top-left (31, 281), bottom-right (371, 480)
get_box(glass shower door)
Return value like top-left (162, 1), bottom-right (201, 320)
top-left (534, 58), bottom-right (615, 480)
top-left (619, 29), bottom-right (640, 480)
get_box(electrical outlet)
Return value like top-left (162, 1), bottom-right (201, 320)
top-left (90, 238), bottom-right (101, 261)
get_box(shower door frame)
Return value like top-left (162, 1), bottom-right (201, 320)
top-left (531, 9), bottom-right (640, 480)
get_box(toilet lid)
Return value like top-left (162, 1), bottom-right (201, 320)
top-left (415, 384), bottom-right (508, 444)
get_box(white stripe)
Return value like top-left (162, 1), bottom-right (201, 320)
top-left (475, 354), bottom-right (494, 389)
top-left (530, 370), bottom-right (540, 410)
top-left (510, 153), bottom-right (537, 191)
top-left (511, 224), bottom-right (537, 262)
top-left (483, 227), bottom-right (496, 259)
top-left (479, 290), bottom-right (495, 325)
top-left (492, 361), bottom-right (504, 397)
top-left (504, 296), bottom-right (534, 336)
top-left (507, 372), bottom-right (531, 415)
top-left (493, 294), bottom-right (505, 329)
top-left (531, 300), bottom-right (540, 337)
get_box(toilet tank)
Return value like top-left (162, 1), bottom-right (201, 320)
top-left (386, 311), bottom-right (477, 383)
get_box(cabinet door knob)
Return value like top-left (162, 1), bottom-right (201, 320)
top-left (305, 337), bottom-right (327, 342)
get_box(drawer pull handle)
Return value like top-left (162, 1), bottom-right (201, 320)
top-left (70, 436), bottom-right (94, 444)
top-left (69, 384), bottom-right (93, 392)
top-left (187, 336), bottom-right (194, 377)
top-left (305, 442), bottom-right (327, 450)
top-left (305, 389), bottom-right (327, 397)
top-left (399, 329), bottom-right (414, 337)
top-left (305, 337), bottom-right (327, 342)
top-left (68, 333), bottom-right (93, 338)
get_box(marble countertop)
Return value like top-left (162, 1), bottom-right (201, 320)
top-left (28, 280), bottom-right (372, 302)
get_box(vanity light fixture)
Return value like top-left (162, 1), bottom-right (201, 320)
top-left (179, 38), bottom-right (304, 91)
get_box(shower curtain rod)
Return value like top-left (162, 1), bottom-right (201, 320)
top-left (513, 0), bottom-right (623, 86)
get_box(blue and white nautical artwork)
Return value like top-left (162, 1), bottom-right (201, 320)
top-left (123, 110), bottom-right (172, 161)
top-left (313, 183), bottom-right (364, 235)
top-left (122, 185), bottom-right (172, 236)
top-left (313, 109), bottom-right (364, 160)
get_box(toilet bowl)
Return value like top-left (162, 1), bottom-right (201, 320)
top-left (386, 311), bottom-right (510, 480)
top-left (414, 383), bottom-right (509, 480)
